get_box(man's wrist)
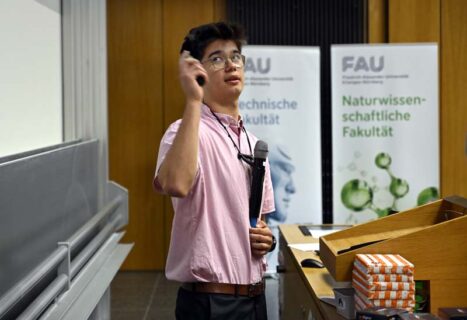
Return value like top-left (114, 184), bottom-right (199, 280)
top-left (268, 235), bottom-right (277, 252)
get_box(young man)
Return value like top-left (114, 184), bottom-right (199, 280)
top-left (153, 22), bottom-right (275, 319)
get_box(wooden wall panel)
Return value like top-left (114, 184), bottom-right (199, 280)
top-left (371, 0), bottom-right (467, 199)
top-left (161, 0), bottom-right (219, 257)
top-left (214, 0), bottom-right (227, 21)
top-left (386, 0), bottom-right (467, 199)
top-left (107, 0), bottom-right (165, 269)
top-left (440, 0), bottom-right (467, 198)
top-left (389, 0), bottom-right (440, 43)
top-left (368, 0), bottom-right (387, 43)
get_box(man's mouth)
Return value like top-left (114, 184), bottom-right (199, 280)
top-left (225, 76), bottom-right (241, 84)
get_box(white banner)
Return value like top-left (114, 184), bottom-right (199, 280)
top-left (240, 46), bottom-right (322, 275)
top-left (240, 45), bottom-right (322, 225)
top-left (331, 44), bottom-right (439, 224)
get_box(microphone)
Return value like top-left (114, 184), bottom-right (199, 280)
top-left (249, 140), bottom-right (268, 228)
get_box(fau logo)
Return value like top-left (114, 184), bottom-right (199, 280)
top-left (342, 56), bottom-right (384, 72)
top-left (244, 57), bottom-right (271, 74)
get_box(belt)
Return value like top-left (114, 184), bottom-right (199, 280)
top-left (182, 281), bottom-right (265, 297)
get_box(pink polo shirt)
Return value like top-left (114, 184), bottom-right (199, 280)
top-left (154, 104), bottom-right (275, 285)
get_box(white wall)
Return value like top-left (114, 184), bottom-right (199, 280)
top-left (0, 0), bottom-right (62, 157)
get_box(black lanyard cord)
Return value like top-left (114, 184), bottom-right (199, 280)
top-left (209, 108), bottom-right (254, 166)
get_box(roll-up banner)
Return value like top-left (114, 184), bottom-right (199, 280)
top-left (331, 44), bottom-right (439, 224)
top-left (239, 46), bottom-right (322, 273)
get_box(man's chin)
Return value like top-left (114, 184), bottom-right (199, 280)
top-left (268, 211), bottom-right (287, 223)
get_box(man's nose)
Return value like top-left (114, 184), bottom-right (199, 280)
top-left (224, 58), bottom-right (237, 71)
top-left (286, 180), bottom-right (296, 194)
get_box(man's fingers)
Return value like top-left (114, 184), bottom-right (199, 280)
top-left (250, 238), bottom-right (270, 257)
top-left (249, 222), bottom-right (273, 256)
top-left (251, 242), bottom-right (269, 250)
top-left (249, 233), bottom-right (271, 244)
top-left (255, 220), bottom-right (267, 228)
top-left (181, 50), bottom-right (196, 60)
top-left (252, 249), bottom-right (268, 257)
top-left (179, 51), bottom-right (202, 71)
top-left (249, 228), bottom-right (272, 238)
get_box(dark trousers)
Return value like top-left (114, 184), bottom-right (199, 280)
top-left (175, 287), bottom-right (268, 320)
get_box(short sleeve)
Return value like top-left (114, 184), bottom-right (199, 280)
top-left (261, 159), bottom-right (275, 214)
top-left (152, 120), bottom-right (181, 193)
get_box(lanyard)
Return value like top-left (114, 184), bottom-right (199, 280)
top-left (209, 108), bottom-right (254, 166)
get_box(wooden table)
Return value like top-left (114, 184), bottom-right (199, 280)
top-left (278, 224), bottom-right (348, 320)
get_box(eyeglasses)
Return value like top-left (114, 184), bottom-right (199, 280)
top-left (202, 53), bottom-right (246, 70)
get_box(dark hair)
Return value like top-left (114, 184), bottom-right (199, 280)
top-left (180, 22), bottom-right (246, 61)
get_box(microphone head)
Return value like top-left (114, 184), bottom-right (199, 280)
top-left (254, 140), bottom-right (269, 159)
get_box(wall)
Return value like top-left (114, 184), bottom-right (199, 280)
top-left (0, 0), bottom-right (62, 157)
top-left (439, 0), bottom-right (467, 198)
top-left (369, 0), bottom-right (467, 200)
top-left (107, 0), bottom-right (225, 269)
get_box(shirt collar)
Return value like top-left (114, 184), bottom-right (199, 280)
top-left (201, 104), bottom-right (243, 129)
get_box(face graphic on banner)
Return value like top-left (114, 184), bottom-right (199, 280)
top-left (268, 144), bottom-right (296, 223)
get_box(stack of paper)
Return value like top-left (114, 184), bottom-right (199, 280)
top-left (353, 254), bottom-right (415, 312)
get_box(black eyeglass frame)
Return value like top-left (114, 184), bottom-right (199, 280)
top-left (201, 54), bottom-right (246, 70)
